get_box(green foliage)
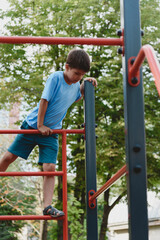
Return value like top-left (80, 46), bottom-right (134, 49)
top-left (0, 203), bottom-right (22, 240)
top-left (46, 196), bottom-right (86, 240)
top-left (67, 196), bottom-right (86, 240)
top-left (0, 176), bottom-right (38, 239)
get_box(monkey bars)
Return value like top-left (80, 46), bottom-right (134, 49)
top-left (0, 32), bottom-right (123, 240)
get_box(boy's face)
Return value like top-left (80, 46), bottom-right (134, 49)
top-left (64, 64), bottom-right (86, 85)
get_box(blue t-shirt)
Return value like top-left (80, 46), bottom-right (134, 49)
top-left (26, 71), bottom-right (81, 129)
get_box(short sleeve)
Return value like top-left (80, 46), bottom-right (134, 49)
top-left (41, 73), bottom-right (57, 102)
top-left (75, 83), bottom-right (82, 101)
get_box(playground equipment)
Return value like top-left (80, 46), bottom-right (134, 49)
top-left (0, 0), bottom-right (160, 239)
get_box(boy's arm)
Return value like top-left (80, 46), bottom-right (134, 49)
top-left (80, 77), bottom-right (97, 97)
top-left (37, 98), bottom-right (53, 135)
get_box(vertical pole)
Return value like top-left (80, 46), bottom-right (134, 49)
top-left (62, 132), bottom-right (68, 240)
top-left (84, 81), bottom-right (98, 240)
top-left (120, 1), bottom-right (148, 240)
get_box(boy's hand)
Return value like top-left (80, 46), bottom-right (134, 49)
top-left (84, 77), bottom-right (97, 87)
top-left (80, 77), bottom-right (97, 97)
top-left (38, 125), bottom-right (53, 135)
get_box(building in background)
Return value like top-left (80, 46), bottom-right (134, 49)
top-left (0, 102), bottom-right (20, 155)
top-left (108, 191), bottom-right (160, 240)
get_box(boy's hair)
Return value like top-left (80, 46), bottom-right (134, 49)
top-left (66, 48), bottom-right (90, 72)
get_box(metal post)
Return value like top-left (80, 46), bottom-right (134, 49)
top-left (120, 0), bottom-right (148, 239)
top-left (84, 81), bottom-right (98, 240)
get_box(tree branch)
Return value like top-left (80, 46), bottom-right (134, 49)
top-left (109, 189), bottom-right (127, 212)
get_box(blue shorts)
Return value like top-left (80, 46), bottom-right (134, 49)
top-left (8, 120), bottom-right (59, 165)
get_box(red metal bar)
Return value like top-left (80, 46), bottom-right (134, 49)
top-left (0, 171), bottom-right (63, 176)
top-left (89, 164), bottom-right (127, 203)
top-left (0, 129), bottom-right (85, 134)
top-left (0, 215), bottom-right (64, 220)
top-left (0, 129), bottom-right (70, 238)
top-left (62, 132), bottom-right (68, 240)
top-left (128, 44), bottom-right (160, 95)
top-left (0, 36), bottom-right (123, 46)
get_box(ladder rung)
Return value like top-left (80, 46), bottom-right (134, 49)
top-left (0, 215), bottom-right (65, 220)
top-left (0, 171), bottom-right (63, 176)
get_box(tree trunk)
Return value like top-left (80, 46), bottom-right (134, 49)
top-left (99, 190), bottom-right (110, 240)
top-left (40, 220), bottom-right (48, 240)
top-left (99, 188), bottom-right (127, 240)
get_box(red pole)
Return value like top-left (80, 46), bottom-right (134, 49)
top-left (89, 165), bottom-right (127, 203)
top-left (62, 132), bottom-right (68, 240)
top-left (128, 44), bottom-right (160, 95)
top-left (0, 171), bottom-right (63, 176)
top-left (0, 129), bottom-right (85, 134)
top-left (0, 215), bottom-right (64, 220)
top-left (0, 36), bottom-right (123, 46)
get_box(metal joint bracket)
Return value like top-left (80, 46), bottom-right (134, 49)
top-left (117, 29), bottom-right (125, 56)
top-left (88, 190), bottom-right (96, 209)
top-left (128, 56), bottom-right (140, 87)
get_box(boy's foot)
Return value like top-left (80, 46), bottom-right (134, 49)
top-left (43, 205), bottom-right (65, 218)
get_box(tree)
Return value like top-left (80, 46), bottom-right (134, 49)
top-left (0, 0), bottom-right (160, 239)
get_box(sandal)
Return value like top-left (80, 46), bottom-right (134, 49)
top-left (43, 205), bottom-right (65, 218)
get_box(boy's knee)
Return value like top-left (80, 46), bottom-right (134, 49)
top-left (43, 163), bottom-right (56, 172)
top-left (2, 151), bottom-right (17, 163)
top-left (0, 151), bottom-right (17, 171)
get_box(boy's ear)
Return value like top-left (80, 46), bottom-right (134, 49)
top-left (65, 63), bottom-right (70, 71)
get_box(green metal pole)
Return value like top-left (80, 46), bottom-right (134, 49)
top-left (84, 81), bottom-right (98, 240)
top-left (120, 0), bottom-right (148, 239)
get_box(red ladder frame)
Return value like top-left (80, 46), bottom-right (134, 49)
top-left (0, 128), bottom-right (85, 240)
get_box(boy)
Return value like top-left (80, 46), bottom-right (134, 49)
top-left (0, 48), bottom-right (97, 217)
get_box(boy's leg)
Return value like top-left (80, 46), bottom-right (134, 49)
top-left (43, 163), bottom-right (56, 208)
top-left (42, 163), bottom-right (64, 217)
top-left (0, 151), bottom-right (18, 171)
top-left (38, 135), bottom-right (64, 216)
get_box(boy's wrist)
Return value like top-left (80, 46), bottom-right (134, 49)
top-left (37, 123), bottom-right (44, 129)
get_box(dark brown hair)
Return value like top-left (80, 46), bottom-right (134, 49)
top-left (66, 48), bottom-right (90, 72)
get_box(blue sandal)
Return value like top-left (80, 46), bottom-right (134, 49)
top-left (43, 205), bottom-right (64, 218)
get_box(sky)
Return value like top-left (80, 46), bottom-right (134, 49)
top-left (0, 0), bottom-right (9, 10)
top-left (0, 0), bottom-right (10, 34)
